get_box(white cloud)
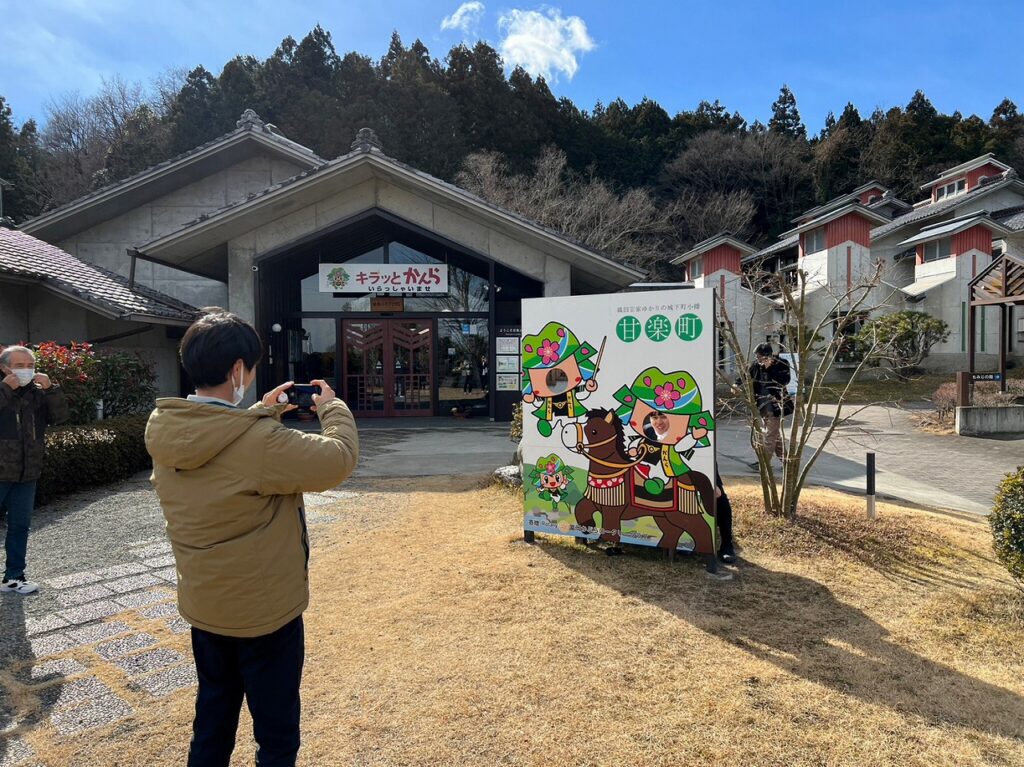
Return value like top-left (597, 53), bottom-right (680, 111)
top-left (441, 2), bottom-right (486, 34)
top-left (497, 8), bottom-right (595, 82)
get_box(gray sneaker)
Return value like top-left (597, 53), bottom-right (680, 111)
top-left (1, 577), bottom-right (39, 595)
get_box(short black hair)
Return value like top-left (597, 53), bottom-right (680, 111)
top-left (754, 342), bottom-right (774, 358)
top-left (180, 308), bottom-right (262, 388)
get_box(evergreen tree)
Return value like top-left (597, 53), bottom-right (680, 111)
top-left (0, 96), bottom-right (44, 222)
top-left (768, 84), bottom-right (806, 139)
top-left (167, 67), bottom-right (223, 155)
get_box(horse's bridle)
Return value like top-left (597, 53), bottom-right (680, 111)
top-left (569, 423), bottom-right (647, 478)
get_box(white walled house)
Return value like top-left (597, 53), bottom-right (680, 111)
top-left (670, 233), bottom-right (775, 373)
top-left (736, 154), bottom-right (1024, 373)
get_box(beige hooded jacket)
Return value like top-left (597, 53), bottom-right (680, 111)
top-left (145, 398), bottom-right (359, 638)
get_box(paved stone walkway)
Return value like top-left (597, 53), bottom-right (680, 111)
top-left (716, 404), bottom-right (1024, 514)
top-left (0, 474), bottom-right (357, 767)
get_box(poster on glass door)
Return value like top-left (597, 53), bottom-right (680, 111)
top-left (520, 289), bottom-right (718, 554)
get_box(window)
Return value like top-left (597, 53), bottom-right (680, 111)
top-left (922, 238), bottom-right (952, 262)
top-left (689, 258), bottom-right (703, 279)
top-left (803, 227), bottom-right (825, 254)
top-left (934, 178), bottom-right (967, 200)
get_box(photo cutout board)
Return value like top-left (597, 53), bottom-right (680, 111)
top-left (521, 289), bottom-right (717, 553)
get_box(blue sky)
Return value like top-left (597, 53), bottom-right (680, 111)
top-left (2, 0), bottom-right (1022, 132)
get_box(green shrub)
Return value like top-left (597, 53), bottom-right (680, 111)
top-left (95, 349), bottom-right (158, 417)
top-left (990, 465), bottom-right (1024, 592)
top-left (37, 416), bottom-right (151, 506)
top-left (32, 341), bottom-right (100, 424)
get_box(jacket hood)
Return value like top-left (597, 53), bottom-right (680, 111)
top-left (146, 398), bottom-right (276, 470)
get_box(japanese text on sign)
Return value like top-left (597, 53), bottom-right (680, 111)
top-left (318, 263), bottom-right (449, 294)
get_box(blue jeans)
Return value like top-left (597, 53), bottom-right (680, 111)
top-left (188, 616), bottom-right (304, 767)
top-left (0, 481), bottom-right (37, 581)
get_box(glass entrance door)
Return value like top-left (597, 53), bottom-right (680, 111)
top-left (343, 319), bottom-right (434, 417)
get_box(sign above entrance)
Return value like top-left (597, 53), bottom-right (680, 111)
top-left (318, 263), bottom-right (449, 294)
top-left (370, 296), bottom-right (405, 312)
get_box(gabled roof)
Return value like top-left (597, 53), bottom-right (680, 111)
top-left (920, 153), bottom-right (1012, 190)
top-left (871, 173), bottom-right (1024, 240)
top-left (744, 233), bottom-right (799, 262)
top-left (781, 202), bottom-right (890, 238)
top-left (898, 212), bottom-right (1013, 247)
top-left (793, 181), bottom-right (889, 223)
top-left (992, 205), bottom-right (1024, 232)
top-left (0, 228), bottom-right (197, 324)
top-left (970, 253), bottom-right (1024, 306)
top-left (670, 232), bottom-right (757, 265)
top-left (21, 110), bottom-right (324, 243)
top-left (134, 134), bottom-right (645, 288)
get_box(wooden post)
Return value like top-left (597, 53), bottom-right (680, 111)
top-left (1000, 304), bottom-right (1008, 393)
top-left (866, 452), bottom-right (876, 520)
top-left (968, 302), bottom-right (976, 374)
top-left (956, 371), bottom-right (971, 408)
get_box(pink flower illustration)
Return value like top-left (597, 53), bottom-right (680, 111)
top-left (655, 382), bottom-right (681, 410)
top-left (539, 339), bottom-right (561, 364)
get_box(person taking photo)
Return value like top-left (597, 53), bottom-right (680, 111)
top-left (145, 309), bottom-right (359, 767)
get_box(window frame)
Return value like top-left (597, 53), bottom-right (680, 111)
top-left (803, 226), bottom-right (826, 255)
top-left (922, 237), bottom-right (952, 263)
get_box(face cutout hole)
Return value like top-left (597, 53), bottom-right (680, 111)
top-left (644, 412), bottom-right (671, 441)
top-left (545, 367), bottom-right (570, 395)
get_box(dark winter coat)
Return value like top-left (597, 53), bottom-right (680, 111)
top-left (748, 357), bottom-right (791, 417)
top-left (0, 382), bottom-right (69, 483)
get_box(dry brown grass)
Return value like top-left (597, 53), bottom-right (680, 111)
top-left (17, 477), bottom-right (1024, 767)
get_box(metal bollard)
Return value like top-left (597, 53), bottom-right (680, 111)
top-left (866, 452), bottom-right (876, 520)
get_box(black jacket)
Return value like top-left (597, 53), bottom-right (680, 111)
top-left (0, 382), bottom-right (69, 483)
top-left (748, 357), bottom-right (791, 417)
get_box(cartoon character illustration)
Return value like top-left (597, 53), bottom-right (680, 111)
top-left (521, 322), bottom-right (603, 438)
top-left (529, 453), bottom-right (575, 511)
top-left (614, 367), bottom-right (715, 500)
top-left (559, 408), bottom-right (716, 554)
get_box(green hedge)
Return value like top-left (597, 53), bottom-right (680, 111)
top-left (37, 416), bottom-right (151, 506)
top-left (991, 465), bottom-right (1024, 592)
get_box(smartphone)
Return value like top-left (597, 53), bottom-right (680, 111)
top-left (286, 383), bottom-right (322, 409)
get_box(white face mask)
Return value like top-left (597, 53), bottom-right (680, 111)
top-left (231, 370), bottom-right (247, 406)
top-left (14, 369), bottom-right (35, 387)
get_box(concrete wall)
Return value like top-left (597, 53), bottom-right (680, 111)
top-left (59, 153), bottom-right (304, 308)
top-left (226, 175), bottom-right (576, 325)
top-left (0, 282), bottom-right (182, 395)
top-left (956, 405), bottom-right (1024, 436)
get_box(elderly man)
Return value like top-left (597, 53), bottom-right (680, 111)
top-left (0, 345), bottom-right (69, 595)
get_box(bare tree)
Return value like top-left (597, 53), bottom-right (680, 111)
top-left (672, 188), bottom-right (756, 243)
top-left (720, 261), bottom-right (899, 518)
top-left (40, 76), bottom-right (163, 206)
top-left (457, 147), bottom-right (680, 275)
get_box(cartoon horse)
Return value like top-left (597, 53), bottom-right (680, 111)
top-left (561, 408), bottom-right (717, 557)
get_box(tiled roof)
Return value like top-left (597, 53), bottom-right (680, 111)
top-left (993, 205), bottom-right (1024, 231)
top-left (745, 234), bottom-right (799, 261)
top-left (0, 228), bottom-right (198, 323)
top-left (871, 174), bottom-right (1023, 240)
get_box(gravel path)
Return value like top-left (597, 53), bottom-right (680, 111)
top-left (0, 471), bottom-right (367, 766)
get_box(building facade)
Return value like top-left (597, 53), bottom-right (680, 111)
top-left (17, 112), bottom-right (642, 420)
top-left (712, 153), bottom-right (1024, 372)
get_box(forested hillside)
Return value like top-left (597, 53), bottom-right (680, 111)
top-left (2, 25), bottom-right (1022, 273)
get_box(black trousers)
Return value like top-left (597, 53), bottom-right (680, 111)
top-left (188, 616), bottom-right (304, 767)
top-left (715, 473), bottom-right (735, 554)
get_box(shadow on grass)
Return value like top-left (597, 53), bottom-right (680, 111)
top-left (538, 539), bottom-right (1024, 741)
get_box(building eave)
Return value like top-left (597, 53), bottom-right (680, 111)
top-left (781, 203), bottom-right (890, 238)
top-left (919, 153), bottom-right (1012, 189)
top-left (670, 233), bottom-right (756, 265)
top-left (21, 129), bottom-right (323, 242)
top-left (138, 150), bottom-right (645, 287)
